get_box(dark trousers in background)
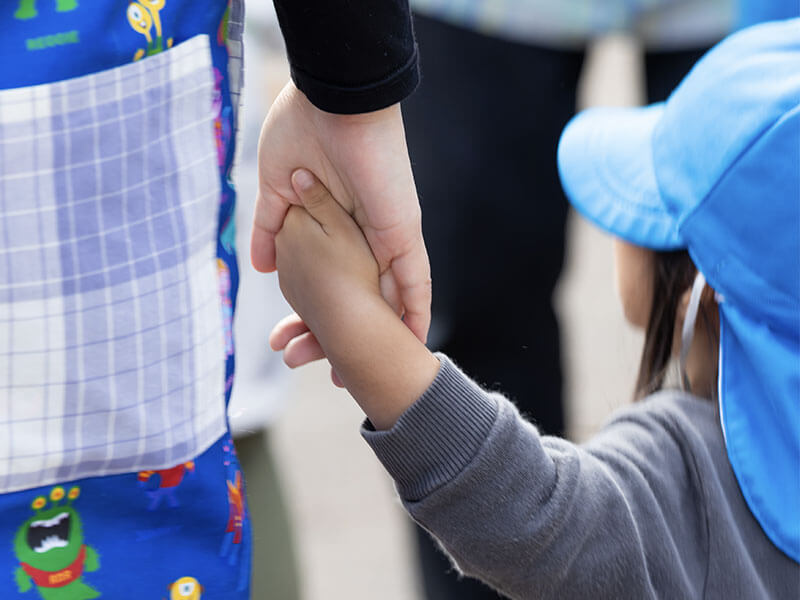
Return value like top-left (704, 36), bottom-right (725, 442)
top-left (402, 14), bottom-right (709, 600)
top-left (237, 431), bottom-right (301, 599)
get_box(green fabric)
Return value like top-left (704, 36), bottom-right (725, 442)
top-left (237, 431), bottom-right (301, 600)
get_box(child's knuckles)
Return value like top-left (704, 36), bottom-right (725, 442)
top-left (279, 207), bottom-right (303, 239)
top-left (302, 183), bottom-right (334, 211)
top-left (283, 204), bottom-right (303, 226)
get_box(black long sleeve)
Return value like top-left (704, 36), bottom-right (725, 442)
top-left (272, 1), bottom-right (419, 114)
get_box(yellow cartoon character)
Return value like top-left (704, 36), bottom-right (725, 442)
top-left (168, 576), bottom-right (203, 600)
top-left (126, 0), bottom-right (173, 61)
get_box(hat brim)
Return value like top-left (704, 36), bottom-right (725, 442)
top-left (557, 103), bottom-right (683, 250)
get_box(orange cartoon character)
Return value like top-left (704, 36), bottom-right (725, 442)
top-left (225, 471), bottom-right (244, 545)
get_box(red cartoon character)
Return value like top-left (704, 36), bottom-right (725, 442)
top-left (137, 462), bottom-right (195, 510)
top-left (225, 471), bottom-right (244, 545)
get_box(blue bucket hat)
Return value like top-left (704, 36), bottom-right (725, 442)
top-left (557, 19), bottom-right (800, 562)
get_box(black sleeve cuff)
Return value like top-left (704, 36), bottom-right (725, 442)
top-left (289, 45), bottom-right (419, 114)
top-left (273, 0), bottom-right (420, 114)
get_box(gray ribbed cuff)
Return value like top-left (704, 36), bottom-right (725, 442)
top-left (361, 354), bottom-right (499, 502)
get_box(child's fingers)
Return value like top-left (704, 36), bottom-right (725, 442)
top-left (290, 168), bottom-right (349, 231)
top-left (283, 331), bottom-right (326, 368)
top-left (269, 313), bottom-right (309, 351)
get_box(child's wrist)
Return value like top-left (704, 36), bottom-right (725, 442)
top-left (318, 296), bottom-right (440, 430)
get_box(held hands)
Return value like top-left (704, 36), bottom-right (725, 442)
top-left (251, 81), bottom-right (432, 358)
top-left (272, 169), bottom-right (383, 361)
top-left (271, 170), bottom-right (440, 430)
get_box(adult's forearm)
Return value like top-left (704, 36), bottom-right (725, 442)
top-left (272, 0), bottom-right (419, 114)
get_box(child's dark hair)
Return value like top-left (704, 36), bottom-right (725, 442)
top-left (634, 250), bottom-right (697, 400)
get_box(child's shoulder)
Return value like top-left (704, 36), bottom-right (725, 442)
top-left (584, 390), bottom-right (724, 478)
top-left (606, 389), bottom-right (718, 438)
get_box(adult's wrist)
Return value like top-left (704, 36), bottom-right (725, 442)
top-left (273, 0), bottom-right (419, 115)
top-left (316, 100), bottom-right (403, 126)
top-left (290, 51), bottom-right (418, 116)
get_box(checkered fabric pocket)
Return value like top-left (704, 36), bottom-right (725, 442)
top-left (0, 35), bottom-right (226, 494)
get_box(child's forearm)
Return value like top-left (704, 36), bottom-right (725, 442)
top-left (312, 295), bottom-right (441, 430)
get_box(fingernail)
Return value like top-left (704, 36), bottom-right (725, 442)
top-left (294, 169), bottom-right (314, 191)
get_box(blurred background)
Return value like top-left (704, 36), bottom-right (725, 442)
top-left (228, 2), bottom-right (735, 599)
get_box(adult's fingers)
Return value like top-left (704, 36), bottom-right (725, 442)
top-left (251, 185), bottom-right (295, 273)
top-left (269, 313), bottom-right (309, 351)
top-left (283, 331), bottom-right (326, 368)
top-left (379, 271), bottom-right (403, 317)
top-left (389, 236), bottom-right (432, 344)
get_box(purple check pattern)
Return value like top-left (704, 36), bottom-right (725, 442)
top-left (0, 35), bottom-right (226, 494)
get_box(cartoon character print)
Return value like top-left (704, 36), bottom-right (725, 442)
top-left (212, 68), bottom-right (233, 168)
top-left (216, 2), bottom-right (229, 47)
top-left (13, 486), bottom-right (101, 600)
top-left (14, 0), bottom-right (77, 20)
top-left (219, 208), bottom-right (235, 255)
top-left (219, 439), bottom-right (249, 591)
top-left (224, 471), bottom-right (244, 547)
top-left (137, 462), bottom-right (196, 510)
top-left (126, 0), bottom-right (173, 61)
top-left (217, 258), bottom-right (234, 357)
top-left (167, 576), bottom-right (203, 600)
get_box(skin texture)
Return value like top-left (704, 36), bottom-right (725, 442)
top-left (613, 239), bottom-right (655, 329)
top-left (252, 82), bottom-right (431, 368)
top-left (273, 170), bottom-right (439, 430)
top-left (273, 178), bottom-right (719, 428)
top-left (613, 239), bottom-right (719, 398)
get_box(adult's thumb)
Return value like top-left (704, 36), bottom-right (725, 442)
top-left (291, 169), bottom-right (342, 227)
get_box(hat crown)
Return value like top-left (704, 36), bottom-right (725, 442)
top-left (653, 19), bottom-right (800, 325)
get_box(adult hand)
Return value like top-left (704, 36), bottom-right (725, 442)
top-left (251, 81), bottom-right (431, 360)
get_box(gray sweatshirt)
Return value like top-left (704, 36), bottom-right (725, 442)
top-left (362, 356), bottom-right (800, 599)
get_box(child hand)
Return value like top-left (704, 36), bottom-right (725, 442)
top-left (273, 169), bottom-right (383, 360)
top-left (272, 169), bottom-right (440, 430)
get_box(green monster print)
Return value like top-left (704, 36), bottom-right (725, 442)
top-left (13, 486), bottom-right (101, 600)
top-left (14, 0), bottom-right (78, 21)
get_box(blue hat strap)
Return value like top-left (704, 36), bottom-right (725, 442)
top-left (680, 271), bottom-right (707, 392)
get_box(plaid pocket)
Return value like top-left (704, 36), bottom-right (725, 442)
top-left (0, 35), bottom-right (226, 493)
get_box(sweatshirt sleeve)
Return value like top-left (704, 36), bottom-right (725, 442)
top-left (272, 1), bottom-right (419, 114)
top-left (361, 355), bottom-right (708, 599)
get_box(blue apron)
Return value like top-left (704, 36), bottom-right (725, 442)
top-left (0, 2), bottom-right (249, 597)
